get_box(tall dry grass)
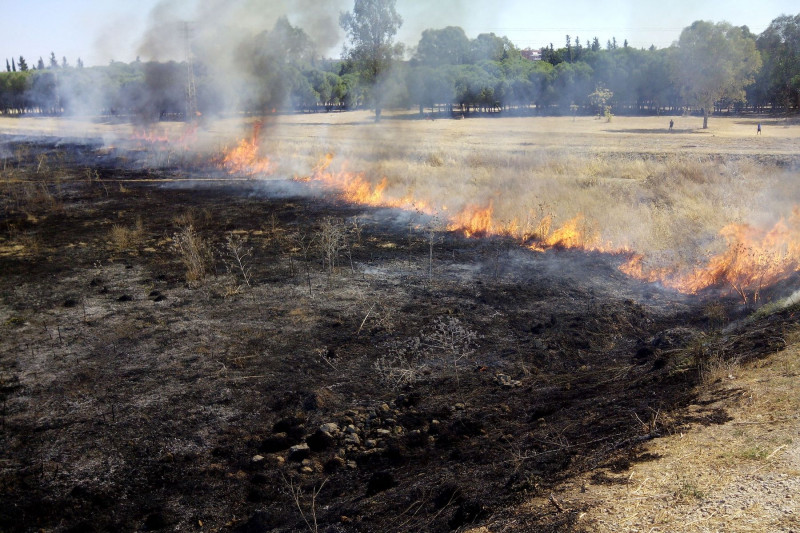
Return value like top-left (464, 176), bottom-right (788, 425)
top-left (231, 115), bottom-right (800, 288)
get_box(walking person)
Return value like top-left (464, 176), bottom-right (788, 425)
top-left (757, 122), bottom-right (762, 135)
top-left (669, 119), bottom-right (674, 132)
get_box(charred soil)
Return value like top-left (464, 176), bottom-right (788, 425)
top-left (0, 138), bottom-right (796, 532)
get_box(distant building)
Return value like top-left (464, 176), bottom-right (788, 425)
top-left (521, 48), bottom-right (542, 61)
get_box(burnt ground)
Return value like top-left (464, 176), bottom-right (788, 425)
top-left (0, 137), bottom-right (796, 532)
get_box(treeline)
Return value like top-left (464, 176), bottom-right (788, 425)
top-left (1, 13), bottom-right (798, 119)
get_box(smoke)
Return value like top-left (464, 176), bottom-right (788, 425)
top-left (786, 289), bottom-right (800, 308)
top-left (126, 0), bottom-right (349, 118)
top-left (136, 0), bottom-right (350, 70)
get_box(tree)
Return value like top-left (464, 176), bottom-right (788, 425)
top-left (18, 56), bottom-right (28, 71)
top-left (756, 14), bottom-right (800, 111)
top-left (62, 56), bottom-right (69, 68)
top-left (11, 58), bottom-right (16, 72)
top-left (566, 35), bottom-right (573, 62)
top-left (589, 85), bottom-right (613, 120)
top-left (340, 0), bottom-right (403, 121)
top-left (674, 21), bottom-right (761, 128)
top-left (471, 33), bottom-right (518, 62)
top-left (414, 26), bottom-right (471, 66)
top-left (49, 52), bottom-right (58, 69)
top-left (77, 58), bottom-right (84, 69)
top-left (5, 59), bottom-right (9, 72)
top-left (37, 57), bottom-right (45, 70)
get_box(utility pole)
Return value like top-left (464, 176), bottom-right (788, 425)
top-left (183, 21), bottom-right (198, 121)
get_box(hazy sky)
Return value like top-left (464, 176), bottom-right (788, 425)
top-left (1, 0), bottom-right (797, 67)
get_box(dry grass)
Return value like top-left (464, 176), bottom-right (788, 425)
top-left (172, 224), bottom-right (213, 284)
top-left (522, 334), bottom-right (800, 533)
top-left (207, 113), bottom-right (799, 288)
top-left (109, 217), bottom-right (145, 253)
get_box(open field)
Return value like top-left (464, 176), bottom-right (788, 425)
top-left (1, 113), bottom-right (799, 532)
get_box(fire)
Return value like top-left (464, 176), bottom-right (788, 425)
top-left (623, 211), bottom-right (800, 300)
top-left (296, 154), bottom-right (800, 298)
top-left (132, 127), bottom-right (170, 145)
top-left (447, 203), bottom-right (495, 237)
top-left (221, 121), bottom-right (272, 176)
top-left (536, 215), bottom-right (600, 250)
top-left (300, 153), bottom-right (421, 210)
top-left (132, 123), bottom-right (198, 148)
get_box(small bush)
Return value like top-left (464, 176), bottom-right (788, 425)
top-left (173, 224), bottom-right (213, 284)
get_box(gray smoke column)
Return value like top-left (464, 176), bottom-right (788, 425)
top-left (132, 0), bottom-right (349, 118)
top-left (138, 0), bottom-right (348, 58)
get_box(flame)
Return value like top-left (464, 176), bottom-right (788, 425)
top-left (221, 121), bottom-right (272, 176)
top-left (132, 127), bottom-right (170, 145)
top-left (299, 153), bottom-right (423, 210)
top-left (623, 211), bottom-right (800, 298)
top-left (296, 154), bottom-right (800, 297)
top-left (132, 124), bottom-right (198, 148)
top-left (447, 203), bottom-right (495, 237)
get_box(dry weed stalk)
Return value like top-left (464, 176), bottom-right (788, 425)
top-left (282, 475), bottom-right (328, 533)
top-left (172, 224), bottom-right (212, 284)
top-left (223, 232), bottom-right (253, 288)
top-left (290, 230), bottom-right (315, 296)
top-left (318, 217), bottom-right (347, 276)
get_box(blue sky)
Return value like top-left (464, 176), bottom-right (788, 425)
top-left (1, 0), bottom-right (797, 67)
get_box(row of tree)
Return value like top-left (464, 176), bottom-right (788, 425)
top-left (0, 1), bottom-right (798, 126)
top-left (5, 53), bottom-right (84, 73)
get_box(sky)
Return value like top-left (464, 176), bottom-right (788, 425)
top-left (0, 0), bottom-right (797, 67)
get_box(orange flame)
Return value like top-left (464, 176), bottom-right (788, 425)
top-left (132, 128), bottom-right (170, 145)
top-left (132, 124), bottom-right (198, 148)
top-left (447, 203), bottom-right (495, 237)
top-left (300, 153), bottom-right (422, 211)
top-left (221, 121), bottom-right (272, 176)
top-left (624, 210), bottom-right (800, 298)
top-left (297, 154), bottom-right (800, 297)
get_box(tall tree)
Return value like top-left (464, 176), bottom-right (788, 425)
top-left (62, 56), bottom-right (69, 68)
top-left (674, 21), bottom-right (761, 128)
top-left (339, 0), bottom-right (403, 121)
top-left (11, 58), bottom-right (16, 72)
top-left (5, 59), bottom-right (9, 72)
top-left (566, 35), bottom-right (572, 62)
top-left (37, 57), bottom-right (45, 70)
top-left (76, 57), bottom-right (84, 69)
top-left (756, 14), bottom-right (800, 111)
top-left (18, 56), bottom-right (28, 71)
top-left (414, 26), bottom-right (471, 66)
top-left (49, 52), bottom-right (58, 69)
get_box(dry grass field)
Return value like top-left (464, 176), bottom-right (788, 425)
top-left (1, 111), bottom-right (799, 532)
top-left (8, 111), bottom-right (797, 286)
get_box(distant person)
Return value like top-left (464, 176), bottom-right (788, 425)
top-left (669, 119), bottom-right (674, 131)
top-left (757, 122), bottom-right (762, 135)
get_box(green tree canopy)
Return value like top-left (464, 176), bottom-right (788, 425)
top-left (674, 20), bottom-right (761, 128)
top-left (414, 26), bottom-right (471, 66)
top-left (756, 14), bottom-right (800, 111)
top-left (340, 0), bottom-right (403, 121)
